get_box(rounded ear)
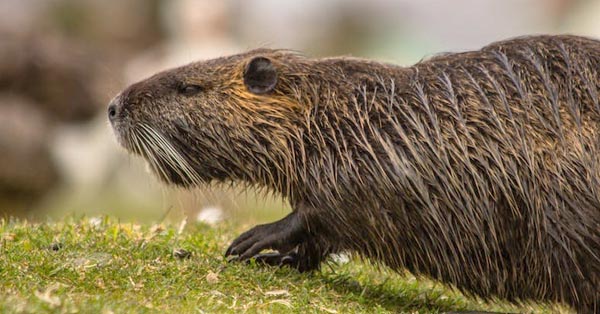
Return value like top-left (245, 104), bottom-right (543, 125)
top-left (243, 57), bottom-right (278, 94)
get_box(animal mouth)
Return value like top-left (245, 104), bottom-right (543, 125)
top-left (115, 122), bottom-right (203, 187)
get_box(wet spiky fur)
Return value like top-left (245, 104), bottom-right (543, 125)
top-left (110, 35), bottom-right (600, 313)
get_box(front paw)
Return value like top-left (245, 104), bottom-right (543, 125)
top-left (225, 212), bottom-right (305, 261)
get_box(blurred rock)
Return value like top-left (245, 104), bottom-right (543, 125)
top-left (0, 34), bottom-right (108, 215)
top-left (0, 95), bottom-right (59, 213)
top-left (0, 0), bottom-right (164, 55)
top-left (0, 34), bottom-right (104, 122)
top-left (0, 0), bottom-right (166, 215)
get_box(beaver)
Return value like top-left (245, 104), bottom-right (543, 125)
top-left (109, 35), bottom-right (600, 313)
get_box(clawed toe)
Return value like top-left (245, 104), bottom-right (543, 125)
top-left (225, 226), bottom-right (284, 260)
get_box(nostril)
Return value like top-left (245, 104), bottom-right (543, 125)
top-left (108, 104), bottom-right (117, 120)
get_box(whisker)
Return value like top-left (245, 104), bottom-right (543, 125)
top-left (137, 128), bottom-right (172, 183)
top-left (136, 123), bottom-right (203, 186)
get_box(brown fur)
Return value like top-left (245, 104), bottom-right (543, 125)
top-left (109, 35), bottom-right (600, 313)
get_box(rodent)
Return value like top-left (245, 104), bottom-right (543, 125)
top-left (109, 35), bottom-right (600, 313)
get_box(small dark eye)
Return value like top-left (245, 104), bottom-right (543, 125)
top-left (178, 84), bottom-right (203, 96)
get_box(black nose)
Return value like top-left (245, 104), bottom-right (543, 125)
top-left (108, 104), bottom-right (117, 119)
top-left (108, 97), bottom-right (120, 122)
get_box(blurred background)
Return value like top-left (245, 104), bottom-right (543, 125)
top-left (1, 0), bottom-right (600, 225)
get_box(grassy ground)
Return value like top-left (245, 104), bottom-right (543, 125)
top-left (0, 217), bottom-right (569, 314)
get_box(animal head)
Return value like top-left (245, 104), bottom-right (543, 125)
top-left (108, 49), bottom-right (317, 187)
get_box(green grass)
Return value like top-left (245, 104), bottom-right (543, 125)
top-left (0, 217), bottom-right (568, 313)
